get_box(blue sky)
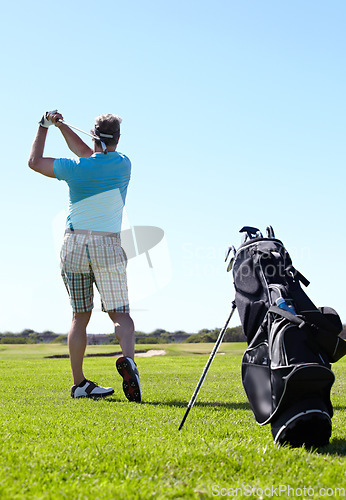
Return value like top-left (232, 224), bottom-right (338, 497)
top-left (1, 0), bottom-right (345, 334)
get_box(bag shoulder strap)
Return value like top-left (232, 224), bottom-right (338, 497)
top-left (268, 305), bottom-right (307, 328)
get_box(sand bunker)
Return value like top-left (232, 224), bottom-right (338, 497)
top-left (136, 349), bottom-right (166, 357)
top-left (45, 349), bottom-right (167, 359)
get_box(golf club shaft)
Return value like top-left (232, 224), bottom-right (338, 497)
top-left (178, 301), bottom-right (237, 431)
top-left (58, 120), bottom-right (94, 139)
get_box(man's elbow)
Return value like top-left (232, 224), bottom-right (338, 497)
top-left (27, 157), bottom-right (56, 178)
top-left (28, 156), bottom-right (45, 172)
top-left (28, 157), bottom-right (38, 171)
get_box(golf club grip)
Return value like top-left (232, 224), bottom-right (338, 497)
top-left (178, 302), bottom-right (236, 430)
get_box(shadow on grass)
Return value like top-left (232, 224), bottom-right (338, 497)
top-left (103, 398), bottom-right (249, 410)
top-left (149, 401), bottom-right (250, 410)
top-left (316, 438), bottom-right (346, 456)
top-left (145, 400), bottom-right (250, 410)
top-left (102, 397), bottom-right (125, 403)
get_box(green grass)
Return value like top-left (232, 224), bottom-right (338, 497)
top-left (0, 344), bottom-right (346, 499)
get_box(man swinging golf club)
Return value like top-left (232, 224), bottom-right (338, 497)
top-left (28, 110), bottom-right (141, 402)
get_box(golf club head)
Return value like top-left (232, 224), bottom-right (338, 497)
top-left (224, 245), bottom-right (235, 262)
top-left (266, 225), bottom-right (275, 238)
top-left (225, 245), bottom-right (236, 272)
top-left (239, 226), bottom-right (260, 240)
top-left (241, 232), bottom-right (248, 244)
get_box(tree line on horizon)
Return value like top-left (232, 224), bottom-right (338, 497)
top-left (0, 326), bottom-right (248, 345)
top-left (1, 325), bottom-right (346, 345)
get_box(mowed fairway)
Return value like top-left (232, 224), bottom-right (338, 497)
top-left (1, 343), bottom-right (346, 499)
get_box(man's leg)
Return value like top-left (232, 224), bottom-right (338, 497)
top-left (108, 311), bottom-right (141, 402)
top-left (68, 310), bottom-right (92, 385)
top-left (108, 312), bottom-right (135, 360)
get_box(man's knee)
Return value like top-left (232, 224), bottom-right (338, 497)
top-left (72, 310), bottom-right (92, 327)
top-left (109, 312), bottom-right (134, 336)
top-left (108, 311), bottom-right (131, 323)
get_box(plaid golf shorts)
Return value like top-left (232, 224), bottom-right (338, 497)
top-left (60, 229), bottom-right (129, 313)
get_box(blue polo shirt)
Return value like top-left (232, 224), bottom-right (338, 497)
top-left (53, 152), bottom-right (131, 232)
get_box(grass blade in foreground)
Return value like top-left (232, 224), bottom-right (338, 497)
top-left (178, 301), bottom-right (237, 430)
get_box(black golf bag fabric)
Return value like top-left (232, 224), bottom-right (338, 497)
top-left (232, 229), bottom-right (345, 447)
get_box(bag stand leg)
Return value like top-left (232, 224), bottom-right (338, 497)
top-left (178, 301), bottom-right (237, 430)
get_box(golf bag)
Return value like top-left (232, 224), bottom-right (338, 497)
top-left (229, 226), bottom-right (346, 447)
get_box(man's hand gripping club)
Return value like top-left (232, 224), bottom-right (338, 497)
top-left (39, 110), bottom-right (64, 128)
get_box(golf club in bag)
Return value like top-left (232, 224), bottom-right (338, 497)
top-left (230, 226), bottom-right (346, 447)
top-left (178, 301), bottom-right (237, 431)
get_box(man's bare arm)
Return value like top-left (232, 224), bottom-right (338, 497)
top-left (56, 122), bottom-right (93, 158)
top-left (28, 126), bottom-right (56, 178)
top-left (49, 112), bottom-right (93, 158)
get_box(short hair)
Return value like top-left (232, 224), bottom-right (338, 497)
top-left (93, 114), bottom-right (122, 147)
